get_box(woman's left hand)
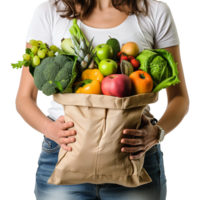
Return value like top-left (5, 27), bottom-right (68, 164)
top-left (121, 114), bottom-right (160, 160)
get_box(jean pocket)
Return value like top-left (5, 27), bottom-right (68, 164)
top-left (42, 136), bottom-right (60, 153)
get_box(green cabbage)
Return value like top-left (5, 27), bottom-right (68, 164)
top-left (136, 49), bottom-right (180, 92)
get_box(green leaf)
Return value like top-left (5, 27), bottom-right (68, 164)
top-left (24, 60), bottom-right (32, 67)
top-left (39, 43), bottom-right (48, 50)
top-left (11, 60), bottom-right (27, 69)
top-left (26, 48), bottom-right (31, 54)
top-left (55, 81), bottom-right (64, 92)
top-left (30, 52), bottom-right (35, 58)
top-left (62, 55), bottom-right (79, 94)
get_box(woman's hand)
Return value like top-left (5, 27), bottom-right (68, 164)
top-left (121, 114), bottom-right (159, 160)
top-left (44, 116), bottom-right (76, 151)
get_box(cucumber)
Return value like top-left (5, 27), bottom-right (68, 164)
top-left (106, 36), bottom-right (120, 61)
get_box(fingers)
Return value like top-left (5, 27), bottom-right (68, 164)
top-left (61, 144), bottom-right (72, 152)
top-left (121, 146), bottom-right (146, 153)
top-left (121, 138), bottom-right (144, 146)
top-left (60, 121), bottom-right (74, 130)
top-left (130, 150), bottom-right (146, 160)
top-left (57, 116), bottom-right (74, 129)
top-left (56, 119), bottom-right (76, 151)
top-left (60, 137), bottom-right (76, 152)
top-left (123, 129), bottom-right (146, 137)
top-left (57, 116), bottom-right (65, 123)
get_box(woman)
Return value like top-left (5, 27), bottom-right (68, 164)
top-left (16, 0), bottom-right (189, 199)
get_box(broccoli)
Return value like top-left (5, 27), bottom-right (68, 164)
top-left (34, 61), bottom-right (46, 90)
top-left (54, 54), bottom-right (70, 69)
top-left (42, 81), bottom-right (57, 96)
top-left (55, 62), bottom-right (73, 81)
top-left (33, 55), bottom-right (77, 96)
top-left (43, 62), bottom-right (60, 80)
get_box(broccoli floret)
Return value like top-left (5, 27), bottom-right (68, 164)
top-left (34, 57), bottom-right (55, 90)
top-left (33, 61), bottom-right (47, 90)
top-left (42, 81), bottom-right (57, 96)
top-left (40, 56), bottom-right (55, 66)
top-left (54, 54), bottom-right (70, 70)
top-left (60, 79), bottom-right (71, 90)
top-left (55, 61), bottom-right (73, 90)
top-left (33, 55), bottom-right (76, 95)
top-left (43, 62), bottom-right (60, 81)
top-left (55, 61), bottom-right (73, 81)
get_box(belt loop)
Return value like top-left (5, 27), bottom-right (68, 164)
top-left (95, 184), bottom-right (100, 199)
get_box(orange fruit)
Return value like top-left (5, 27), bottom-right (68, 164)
top-left (121, 42), bottom-right (139, 57)
top-left (129, 71), bottom-right (153, 94)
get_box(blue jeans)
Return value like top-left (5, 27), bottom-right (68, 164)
top-left (34, 117), bottom-right (167, 200)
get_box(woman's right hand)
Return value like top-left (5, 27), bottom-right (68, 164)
top-left (44, 116), bottom-right (76, 151)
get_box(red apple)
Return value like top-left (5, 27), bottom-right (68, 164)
top-left (101, 74), bottom-right (132, 97)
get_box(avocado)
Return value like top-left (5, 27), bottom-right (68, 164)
top-left (106, 37), bottom-right (120, 61)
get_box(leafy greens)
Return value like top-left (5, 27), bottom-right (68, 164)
top-left (136, 49), bottom-right (180, 92)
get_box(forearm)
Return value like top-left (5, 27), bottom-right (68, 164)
top-left (156, 96), bottom-right (189, 135)
top-left (16, 96), bottom-right (52, 135)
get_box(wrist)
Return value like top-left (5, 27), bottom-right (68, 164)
top-left (43, 119), bottom-right (53, 138)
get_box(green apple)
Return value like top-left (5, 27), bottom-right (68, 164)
top-left (99, 59), bottom-right (118, 76)
top-left (95, 44), bottom-right (113, 61)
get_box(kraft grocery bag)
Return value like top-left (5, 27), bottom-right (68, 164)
top-left (48, 92), bottom-right (158, 187)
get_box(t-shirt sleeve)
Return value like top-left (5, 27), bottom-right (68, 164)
top-left (26, 1), bottom-right (53, 45)
top-left (153, 2), bottom-right (180, 49)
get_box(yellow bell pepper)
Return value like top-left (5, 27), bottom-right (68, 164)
top-left (81, 69), bottom-right (104, 83)
top-left (75, 79), bottom-right (102, 94)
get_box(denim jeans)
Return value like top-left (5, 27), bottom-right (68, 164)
top-left (34, 117), bottom-right (167, 200)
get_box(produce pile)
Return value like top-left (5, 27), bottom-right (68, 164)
top-left (12, 19), bottom-right (180, 97)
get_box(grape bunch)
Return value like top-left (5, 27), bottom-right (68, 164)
top-left (23, 39), bottom-right (58, 66)
top-left (8, 39), bottom-right (59, 70)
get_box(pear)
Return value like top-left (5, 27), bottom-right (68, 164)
top-left (61, 38), bottom-right (75, 54)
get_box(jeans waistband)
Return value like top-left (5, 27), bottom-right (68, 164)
top-left (47, 116), bottom-right (158, 155)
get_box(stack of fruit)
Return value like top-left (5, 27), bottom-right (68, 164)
top-left (87, 38), bottom-right (153, 97)
top-left (9, 19), bottom-right (153, 97)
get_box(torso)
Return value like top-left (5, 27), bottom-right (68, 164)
top-left (80, 6), bottom-right (129, 29)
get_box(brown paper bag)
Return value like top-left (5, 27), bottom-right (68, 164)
top-left (48, 92), bottom-right (158, 187)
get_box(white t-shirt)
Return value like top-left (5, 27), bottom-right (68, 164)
top-left (26, 0), bottom-right (180, 121)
